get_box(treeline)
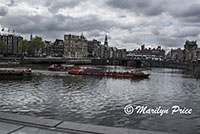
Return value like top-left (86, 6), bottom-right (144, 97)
top-left (19, 36), bottom-right (45, 56)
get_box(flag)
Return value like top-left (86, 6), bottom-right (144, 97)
top-left (1, 28), bottom-right (4, 31)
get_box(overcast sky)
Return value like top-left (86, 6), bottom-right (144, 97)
top-left (0, 0), bottom-right (200, 50)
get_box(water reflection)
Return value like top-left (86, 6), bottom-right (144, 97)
top-left (0, 66), bottom-right (199, 134)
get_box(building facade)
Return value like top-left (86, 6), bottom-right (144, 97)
top-left (132, 45), bottom-right (165, 58)
top-left (0, 34), bottom-right (23, 56)
top-left (42, 33), bottom-right (127, 59)
top-left (184, 40), bottom-right (198, 61)
top-left (197, 48), bottom-right (200, 60)
top-left (87, 39), bottom-right (101, 58)
top-left (52, 39), bottom-right (64, 57)
top-left (167, 48), bottom-right (184, 62)
top-left (64, 34), bottom-right (88, 58)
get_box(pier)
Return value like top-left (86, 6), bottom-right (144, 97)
top-left (0, 112), bottom-right (179, 134)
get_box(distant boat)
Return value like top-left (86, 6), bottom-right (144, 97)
top-left (48, 64), bottom-right (74, 72)
top-left (8, 60), bottom-right (20, 65)
top-left (0, 67), bottom-right (32, 77)
top-left (69, 66), bottom-right (150, 78)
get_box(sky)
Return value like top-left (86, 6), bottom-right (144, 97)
top-left (0, 0), bottom-right (200, 50)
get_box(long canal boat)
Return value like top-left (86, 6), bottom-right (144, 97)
top-left (0, 67), bottom-right (32, 77)
top-left (69, 66), bottom-right (150, 78)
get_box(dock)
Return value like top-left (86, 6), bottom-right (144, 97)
top-left (0, 112), bottom-right (179, 134)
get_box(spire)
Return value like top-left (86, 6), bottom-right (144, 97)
top-left (30, 33), bottom-right (33, 41)
top-left (80, 32), bottom-right (85, 39)
top-left (104, 35), bottom-right (108, 47)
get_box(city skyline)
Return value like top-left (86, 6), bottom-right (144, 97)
top-left (0, 0), bottom-right (200, 50)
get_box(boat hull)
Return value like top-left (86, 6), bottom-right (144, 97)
top-left (0, 68), bottom-right (32, 77)
top-left (69, 71), bottom-right (150, 78)
top-left (48, 67), bottom-right (69, 72)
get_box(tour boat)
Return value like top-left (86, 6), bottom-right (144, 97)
top-left (69, 66), bottom-right (150, 78)
top-left (0, 67), bottom-right (32, 77)
top-left (48, 64), bottom-right (74, 72)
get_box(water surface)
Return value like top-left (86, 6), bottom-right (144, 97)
top-left (0, 65), bottom-right (199, 134)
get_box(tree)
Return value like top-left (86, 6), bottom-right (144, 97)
top-left (0, 40), bottom-right (7, 53)
top-left (18, 36), bottom-right (45, 57)
top-left (30, 36), bottom-right (45, 56)
top-left (19, 40), bottom-right (29, 53)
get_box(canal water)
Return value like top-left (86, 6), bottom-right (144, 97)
top-left (0, 65), bottom-right (199, 134)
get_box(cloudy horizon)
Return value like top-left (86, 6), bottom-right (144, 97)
top-left (0, 0), bottom-right (200, 50)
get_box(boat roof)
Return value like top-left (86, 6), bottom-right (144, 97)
top-left (79, 66), bottom-right (102, 70)
top-left (61, 64), bottom-right (74, 67)
top-left (0, 67), bottom-right (31, 70)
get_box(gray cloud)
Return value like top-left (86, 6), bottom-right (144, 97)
top-left (107, 0), bottom-right (165, 16)
top-left (0, 13), bottom-right (118, 41)
top-left (156, 37), bottom-right (184, 48)
top-left (171, 4), bottom-right (200, 18)
top-left (0, 7), bottom-right (8, 16)
top-left (168, 3), bottom-right (200, 23)
top-left (1, 0), bottom-right (200, 49)
top-left (173, 28), bottom-right (200, 38)
top-left (151, 29), bottom-right (160, 36)
top-left (8, 0), bottom-right (16, 7)
top-left (45, 0), bottom-right (82, 13)
top-left (107, 0), bottom-right (200, 23)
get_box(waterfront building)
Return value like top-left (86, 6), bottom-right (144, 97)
top-left (99, 44), bottom-right (105, 59)
top-left (108, 47), bottom-right (114, 59)
top-left (184, 40), bottom-right (198, 61)
top-left (64, 34), bottom-right (88, 58)
top-left (112, 47), bottom-right (118, 59)
top-left (120, 49), bottom-right (127, 59)
top-left (87, 39), bottom-right (101, 58)
top-left (116, 49), bottom-right (127, 59)
top-left (0, 33), bottom-right (23, 56)
top-left (43, 40), bottom-right (52, 56)
top-left (44, 40), bottom-right (64, 57)
top-left (132, 45), bottom-right (165, 59)
top-left (167, 48), bottom-right (184, 62)
top-left (42, 33), bottom-right (127, 60)
top-left (197, 48), bottom-right (200, 61)
top-left (52, 39), bottom-right (64, 57)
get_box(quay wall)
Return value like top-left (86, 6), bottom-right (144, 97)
top-left (0, 57), bottom-right (92, 65)
top-left (0, 112), bottom-right (179, 134)
top-left (149, 61), bottom-right (200, 77)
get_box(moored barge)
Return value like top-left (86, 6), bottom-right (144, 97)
top-left (0, 67), bottom-right (32, 77)
top-left (69, 66), bottom-right (150, 78)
